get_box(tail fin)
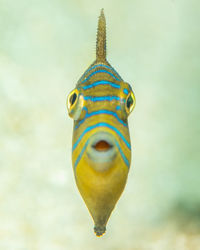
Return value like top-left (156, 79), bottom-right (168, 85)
top-left (96, 9), bottom-right (106, 62)
top-left (94, 224), bottom-right (106, 237)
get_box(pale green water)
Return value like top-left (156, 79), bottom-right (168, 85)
top-left (0, 0), bottom-right (200, 249)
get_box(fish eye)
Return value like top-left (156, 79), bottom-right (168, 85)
top-left (67, 88), bottom-right (84, 120)
top-left (67, 89), bottom-right (79, 112)
top-left (70, 93), bottom-right (77, 106)
top-left (125, 91), bottom-right (135, 114)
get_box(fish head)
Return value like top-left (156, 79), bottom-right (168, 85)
top-left (67, 77), bottom-right (135, 171)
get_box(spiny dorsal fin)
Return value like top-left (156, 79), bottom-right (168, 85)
top-left (96, 9), bottom-right (106, 62)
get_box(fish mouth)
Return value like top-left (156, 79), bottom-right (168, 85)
top-left (92, 140), bottom-right (113, 152)
top-left (87, 132), bottom-right (117, 165)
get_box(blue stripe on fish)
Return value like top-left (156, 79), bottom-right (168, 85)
top-left (80, 64), bottom-right (122, 82)
top-left (73, 122), bottom-right (131, 151)
top-left (116, 105), bottom-right (121, 110)
top-left (123, 88), bottom-right (129, 95)
top-left (74, 140), bottom-right (89, 168)
top-left (82, 80), bottom-right (120, 90)
top-left (82, 106), bottom-right (88, 112)
top-left (115, 140), bottom-right (130, 168)
top-left (75, 109), bottom-right (127, 129)
top-left (84, 96), bottom-right (124, 102)
top-left (82, 70), bottom-right (120, 83)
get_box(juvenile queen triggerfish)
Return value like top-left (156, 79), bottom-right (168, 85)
top-left (67, 9), bottom-right (136, 236)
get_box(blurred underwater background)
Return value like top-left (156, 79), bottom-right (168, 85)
top-left (0, 0), bottom-right (200, 249)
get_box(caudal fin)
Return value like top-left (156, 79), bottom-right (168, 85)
top-left (94, 224), bottom-right (106, 237)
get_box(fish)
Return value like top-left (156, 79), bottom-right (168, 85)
top-left (66, 9), bottom-right (136, 237)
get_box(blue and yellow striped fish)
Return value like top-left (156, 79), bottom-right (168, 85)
top-left (67, 9), bottom-right (135, 236)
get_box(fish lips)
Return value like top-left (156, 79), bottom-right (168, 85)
top-left (86, 132), bottom-right (117, 170)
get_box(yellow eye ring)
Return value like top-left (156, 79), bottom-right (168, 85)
top-left (125, 91), bottom-right (136, 114)
top-left (67, 89), bottom-right (79, 113)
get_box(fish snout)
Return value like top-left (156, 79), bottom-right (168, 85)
top-left (86, 132), bottom-right (117, 171)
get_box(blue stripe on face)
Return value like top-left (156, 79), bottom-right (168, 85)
top-left (84, 96), bottom-right (124, 102)
top-left (82, 70), bottom-right (120, 83)
top-left (80, 64), bottom-right (122, 82)
top-left (123, 88), bottom-right (129, 95)
top-left (82, 106), bottom-right (88, 112)
top-left (74, 140), bottom-right (89, 168)
top-left (116, 105), bottom-right (121, 110)
top-left (82, 80), bottom-right (120, 90)
top-left (115, 140), bottom-right (130, 168)
top-left (73, 137), bottom-right (129, 169)
top-left (75, 109), bottom-right (127, 129)
top-left (73, 122), bottom-right (131, 151)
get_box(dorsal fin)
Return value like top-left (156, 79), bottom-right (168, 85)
top-left (96, 9), bottom-right (106, 62)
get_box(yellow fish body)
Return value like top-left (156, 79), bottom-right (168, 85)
top-left (67, 9), bottom-right (135, 236)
